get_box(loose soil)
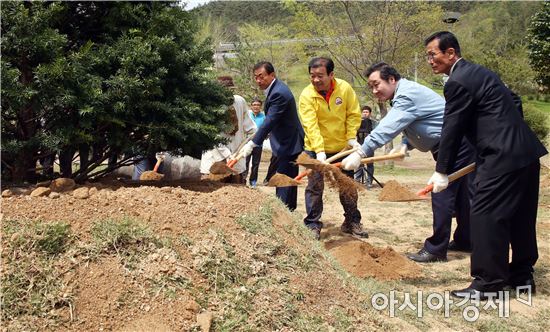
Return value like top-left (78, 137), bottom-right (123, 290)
top-left (295, 152), bottom-right (363, 196)
top-left (2, 148), bottom-right (549, 331)
top-left (324, 239), bottom-right (421, 280)
top-left (378, 180), bottom-right (426, 202)
top-left (209, 161), bottom-right (236, 175)
top-left (267, 172), bottom-right (302, 187)
top-left (139, 170), bottom-right (164, 181)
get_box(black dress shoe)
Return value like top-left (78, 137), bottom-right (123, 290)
top-left (451, 287), bottom-right (492, 300)
top-left (448, 240), bottom-right (471, 252)
top-left (508, 278), bottom-right (536, 295)
top-left (406, 248), bottom-right (447, 263)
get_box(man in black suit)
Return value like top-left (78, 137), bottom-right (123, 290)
top-left (424, 31), bottom-right (548, 299)
top-left (354, 105), bottom-right (377, 188)
top-left (241, 61), bottom-right (304, 211)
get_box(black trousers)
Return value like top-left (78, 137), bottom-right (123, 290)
top-left (303, 150), bottom-right (361, 230)
top-left (275, 153), bottom-right (300, 211)
top-left (425, 140), bottom-right (475, 256)
top-left (244, 146), bottom-right (262, 184)
top-left (469, 161), bottom-right (540, 291)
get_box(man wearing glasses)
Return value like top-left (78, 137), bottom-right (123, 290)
top-left (341, 62), bottom-right (475, 263)
top-left (424, 31), bottom-right (547, 300)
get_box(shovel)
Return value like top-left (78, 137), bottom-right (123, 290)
top-left (270, 150), bottom-right (406, 187)
top-left (139, 154), bottom-right (165, 181)
top-left (268, 148), bottom-right (358, 187)
top-left (416, 162), bottom-right (476, 197)
top-left (209, 134), bottom-right (255, 176)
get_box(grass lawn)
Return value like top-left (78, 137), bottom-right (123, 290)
top-left (527, 99), bottom-right (550, 115)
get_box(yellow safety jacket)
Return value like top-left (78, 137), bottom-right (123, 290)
top-left (298, 78), bottom-right (361, 153)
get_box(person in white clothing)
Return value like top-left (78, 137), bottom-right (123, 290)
top-left (200, 77), bottom-right (256, 182)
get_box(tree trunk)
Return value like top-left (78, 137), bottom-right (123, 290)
top-left (11, 150), bottom-right (38, 183)
top-left (11, 58), bottom-right (39, 183)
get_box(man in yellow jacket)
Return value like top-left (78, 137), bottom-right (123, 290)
top-left (298, 57), bottom-right (368, 240)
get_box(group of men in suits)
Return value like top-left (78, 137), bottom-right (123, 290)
top-left (240, 31), bottom-right (547, 300)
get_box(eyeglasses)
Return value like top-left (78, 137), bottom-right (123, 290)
top-left (425, 51), bottom-right (443, 61)
top-left (254, 72), bottom-right (268, 80)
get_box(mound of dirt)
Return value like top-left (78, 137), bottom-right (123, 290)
top-left (325, 239), bottom-right (421, 280)
top-left (378, 180), bottom-right (425, 201)
top-left (2, 179), bottom-right (393, 331)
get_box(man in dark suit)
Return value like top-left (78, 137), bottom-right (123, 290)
top-left (354, 105), bottom-right (377, 188)
top-left (241, 61), bottom-right (304, 211)
top-left (424, 31), bottom-right (548, 299)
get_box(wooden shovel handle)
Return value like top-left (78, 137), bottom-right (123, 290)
top-left (231, 133), bottom-right (255, 159)
top-left (294, 148), bottom-right (358, 181)
top-left (153, 158), bottom-right (162, 172)
top-left (448, 163), bottom-right (476, 182)
top-left (417, 162), bottom-right (476, 196)
top-left (360, 152), bottom-right (405, 164)
top-left (227, 134), bottom-right (256, 169)
top-left (326, 147), bottom-right (358, 163)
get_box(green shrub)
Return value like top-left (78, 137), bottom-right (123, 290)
top-left (524, 104), bottom-right (550, 145)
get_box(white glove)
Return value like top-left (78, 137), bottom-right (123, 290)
top-left (389, 144), bottom-right (408, 156)
top-left (241, 141), bottom-right (257, 158)
top-left (347, 139), bottom-right (362, 150)
top-left (341, 150), bottom-right (366, 171)
top-left (316, 152), bottom-right (327, 163)
top-left (155, 152), bottom-right (166, 161)
top-left (428, 171), bottom-right (449, 193)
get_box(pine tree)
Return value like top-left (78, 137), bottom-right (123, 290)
top-left (528, 1), bottom-right (550, 91)
top-left (1, 1), bottom-right (233, 182)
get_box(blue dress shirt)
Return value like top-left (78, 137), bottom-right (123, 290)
top-left (362, 78), bottom-right (444, 155)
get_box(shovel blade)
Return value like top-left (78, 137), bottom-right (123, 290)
top-left (268, 173), bottom-right (302, 187)
top-left (210, 161), bottom-right (237, 175)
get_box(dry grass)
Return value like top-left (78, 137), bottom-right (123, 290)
top-left (1, 220), bottom-right (74, 324)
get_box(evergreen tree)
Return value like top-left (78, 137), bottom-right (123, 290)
top-left (1, 1), bottom-right (233, 183)
top-left (528, 1), bottom-right (550, 91)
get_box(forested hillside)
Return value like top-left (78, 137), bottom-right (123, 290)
top-left (192, 1), bottom-right (544, 97)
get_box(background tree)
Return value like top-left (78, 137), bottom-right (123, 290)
top-left (286, 1), bottom-right (444, 88)
top-left (453, 1), bottom-right (539, 95)
top-left (225, 23), bottom-right (307, 99)
top-left (1, 1), bottom-right (233, 183)
top-left (527, 0), bottom-right (550, 92)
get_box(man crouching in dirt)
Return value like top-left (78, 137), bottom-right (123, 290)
top-left (298, 57), bottom-right (368, 241)
top-left (341, 62), bottom-right (475, 263)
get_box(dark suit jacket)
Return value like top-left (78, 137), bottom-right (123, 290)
top-left (252, 79), bottom-right (304, 157)
top-left (436, 60), bottom-right (547, 181)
